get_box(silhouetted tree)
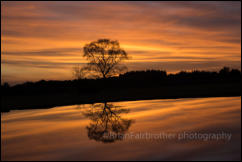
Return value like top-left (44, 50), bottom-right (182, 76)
top-left (2, 82), bottom-right (10, 88)
top-left (82, 102), bottom-right (134, 143)
top-left (219, 67), bottom-right (230, 76)
top-left (72, 64), bottom-right (85, 80)
top-left (81, 39), bottom-right (129, 79)
top-left (230, 69), bottom-right (241, 77)
top-left (120, 69), bottom-right (167, 80)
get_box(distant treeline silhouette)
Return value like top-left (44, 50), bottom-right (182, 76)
top-left (2, 67), bottom-right (241, 96)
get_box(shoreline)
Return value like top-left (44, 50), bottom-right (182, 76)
top-left (2, 82), bottom-right (241, 112)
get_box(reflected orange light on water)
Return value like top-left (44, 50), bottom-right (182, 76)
top-left (1, 97), bottom-right (241, 160)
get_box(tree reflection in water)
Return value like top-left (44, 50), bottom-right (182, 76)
top-left (82, 102), bottom-right (134, 143)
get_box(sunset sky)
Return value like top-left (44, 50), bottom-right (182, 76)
top-left (1, 1), bottom-right (241, 85)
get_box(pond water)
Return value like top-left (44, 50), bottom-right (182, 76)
top-left (1, 97), bottom-right (241, 161)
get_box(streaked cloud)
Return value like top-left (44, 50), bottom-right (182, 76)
top-left (1, 1), bottom-right (241, 85)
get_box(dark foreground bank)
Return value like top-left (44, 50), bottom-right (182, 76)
top-left (1, 68), bottom-right (241, 112)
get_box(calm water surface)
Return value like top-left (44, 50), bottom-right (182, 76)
top-left (1, 97), bottom-right (241, 161)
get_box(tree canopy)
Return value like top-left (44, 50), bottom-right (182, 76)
top-left (77, 39), bottom-right (129, 79)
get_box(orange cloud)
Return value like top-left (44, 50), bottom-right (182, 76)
top-left (1, 1), bottom-right (241, 85)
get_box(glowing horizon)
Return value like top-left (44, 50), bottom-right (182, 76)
top-left (1, 1), bottom-right (241, 85)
